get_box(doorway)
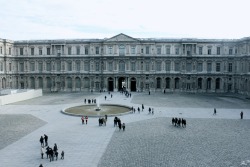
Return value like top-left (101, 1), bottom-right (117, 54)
top-left (108, 78), bottom-right (114, 91)
top-left (130, 78), bottom-right (136, 92)
top-left (118, 77), bottom-right (126, 91)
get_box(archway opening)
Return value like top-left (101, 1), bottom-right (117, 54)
top-left (108, 78), bottom-right (114, 92)
top-left (118, 77), bottom-right (126, 91)
top-left (130, 78), bottom-right (136, 92)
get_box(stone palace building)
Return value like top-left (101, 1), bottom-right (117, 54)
top-left (0, 33), bottom-right (249, 95)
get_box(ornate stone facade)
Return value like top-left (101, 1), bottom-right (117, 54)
top-left (0, 33), bottom-right (249, 95)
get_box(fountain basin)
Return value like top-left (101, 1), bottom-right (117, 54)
top-left (62, 104), bottom-right (131, 117)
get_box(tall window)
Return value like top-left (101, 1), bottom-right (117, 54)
top-left (46, 62), bottom-right (51, 71)
top-left (216, 63), bottom-right (221, 72)
top-left (131, 46), bottom-right (135, 54)
top-left (20, 48), bottom-right (24, 55)
top-left (96, 62), bottom-right (100, 71)
top-left (19, 62), bottom-right (24, 72)
top-left (68, 47), bottom-right (72, 55)
top-left (9, 48), bottom-right (11, 55)
top-left (157, 47), bottom-right (161, 55)
top-left (229, 48), bottom-right (233, 55)
top-left (84, 62), bottom-right (89, 71)
top-left (119, 45), bottom-right (125, 56)
top-left (186, 63), bottom-right (192, 72)
top-left (207, 62), bottom-right (212, 72)
top-left (208, 48), bottom-right (211, 55)
top-left (165, 61), bottom-right (171, 71)
top-left (146, 62), bottom-right (150, 71)
top-left (109, 46), bottom-right (112, 54)
top-left (31, 48), bottom-right (34, 55)
top-left (108, 62), bottom-right (113, 71)
top-left (131, 62), bottom-right (136, 71)
top-left (197, 63), bottom-right (203, 72)
top-left (156, 78), bottom-right (161, 89)
top-left (39, 48), bottom-right (42, 55)
top-left (47, 48), bottom-right (50, 55)
top-left (217, 47), bottom-right (220, 55)
top-left (76, 47), bottom-right (80, 55)
top-left (0, 47), bottom-right (2, 54)
top-left (96, 47), bottom-right (99, 54)
top-left (175, 48), bottom-right (179, 55)
top-left (146, 46), bottom-right (150, 54)
top-left (249, 62), bottom-right (250, 72)
top-left (175, 62), bottom-right (180, 71)
top-left (119, 61), bottom-right (125, 72)
top-left (166, 47), bottom-right (170, 55)
top-left (228, 63), bottom-right (232, 72)
top-left (30, 62), bottom-right (35, 71)
top-left (199, 47), bottom-right (203, 55)
top-left (216, 78), bottom-right (220, 89)
top-left (76, 61), bottom-right (80, 71)
top-left (57, 62), bottom-right (61, 71)
top-left (67, 62), bottom-right (72, 71)
top-left (156, 62), bottom-right (161, 71)
top-left (85, 47), bottom-right (89, 55)
top-left (9, 62), bottom-right (12, 71)
top-left (38, 62), bottom-right (43, 72)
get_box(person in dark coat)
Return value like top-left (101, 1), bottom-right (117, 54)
top-left (118, 122), bottom-right (122, 131)
top-left (240, 111), bottom-right (244, 119)
top-left (55, 151), bottom-right (58, 160)
top-left (40, 136), bottom-right (44, 147)
top-left (61, 150), bottom-right (64, 159)
top-left (122, 123), bottom-right (125, 131)
top-left (213, 108), bottom-right (216, 115)
top-left (44, 134), bottom-right (48, 146)
top-left (39, 164), bottom-right (43, 167)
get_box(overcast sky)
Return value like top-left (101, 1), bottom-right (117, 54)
top-left (0, 0), bottom-right (250, 40)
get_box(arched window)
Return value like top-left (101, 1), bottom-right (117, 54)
top-left (156, 78), bottom-right (161, 89)
top-left (216, 78), bottom-right (220, 89)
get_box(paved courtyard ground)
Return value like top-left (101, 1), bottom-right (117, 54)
top-left (0, 92), bottom-right (250, 167)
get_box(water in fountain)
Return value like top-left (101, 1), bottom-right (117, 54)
top-left (96, 99), bottom-right (101, 111)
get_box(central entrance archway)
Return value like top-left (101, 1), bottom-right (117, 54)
top-left (108, 77), bottom-right (114, 92)
top-left (130, 78), bottom-right (136, 92)
top-left (118, 77), bottom-right (126, 91)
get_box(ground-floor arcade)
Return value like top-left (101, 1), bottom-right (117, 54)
top-left (0, 74), bottom-right (249, 96)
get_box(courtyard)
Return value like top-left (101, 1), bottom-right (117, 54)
top-left (0, 92), bottom-right (250, 167)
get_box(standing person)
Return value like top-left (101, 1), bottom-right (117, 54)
top-left (39, 164), bottom-right (43, 167)
top-left (61, 150), bottom-right (64, 159)
top-left (44, 134), bottom-right (48, 146)
top-left (41, 146), bottom-right (44, 159)
top-left (55, 151), bottom-right (58, 161)
top-left (149, 91), bottom-right (150, 95)
top-left (240, 111), bottom-right (244, 119)
top-left (142, 104), bottom-right (144, 111)
top-left (39, 136), bottom-right (44, 147)
top-left (213, 108), bottom-right (216, 115)
top-left (122, 123), bottom-right (125, 131)
top-left (111, 94), bottom-right (113, 98)
top-left (118, 121), bottom-right (122, 131)
top-left (105, 96), bottom-right (107, 100)
top-left (85, 116), bottom-right (88, 124)
top-left (54, 143), bottom-right (58, 153)
top-left (81, 116), bottom-right (85, 124)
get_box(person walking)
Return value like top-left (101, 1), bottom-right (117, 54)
top-left (39, 136), bottom-right (44, 147)
top-left (142, 104), bottom-right (144, 111)
top-left (61, 150), bottom-right (64, 159)
top-left (44, 134), bottom-right (48, 146)
top-left (85, 116), bottom-right (88, 124)
top-left (105, 96), bottom-right (107, 100)
top-left (41, 146), bottom-right (44, 159)
top-left (240, 111), bottom-right (244, 119)
top-left (213, 108), bottom-right (216, 115)
top-left (39, 164), bottom-right (43, 167)
top-left (122, 123), bottom-right (125, 131)
top-left (81, 116), bottom-right (85, 124)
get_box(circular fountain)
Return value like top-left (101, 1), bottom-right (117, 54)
top-left (62, 104), bottom-right (131, 117)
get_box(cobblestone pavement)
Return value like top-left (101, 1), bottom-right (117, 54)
top-left (98, 118), bottom-right (250, 167)
top-left (0, 92), bottom-right (249, 167)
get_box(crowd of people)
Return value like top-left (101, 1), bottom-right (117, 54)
top-left (81, 116), bottom-right (88, 124)
top-left (114, 116), bottom-right (125, 131)
top-left (39, 134), bottom-right (64, 167)
top-left (172, 118), bottom-right (187, 128)
top-left (84, 98), bottom-right (97, 104)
